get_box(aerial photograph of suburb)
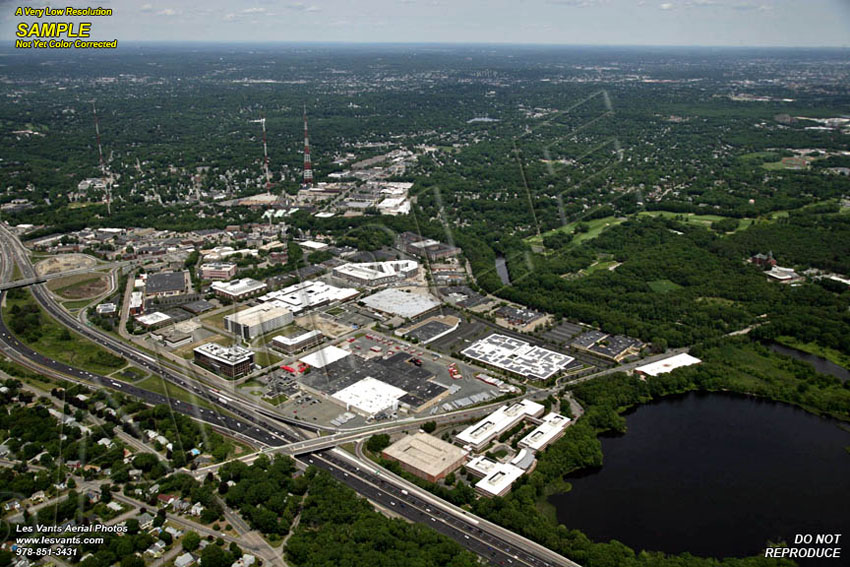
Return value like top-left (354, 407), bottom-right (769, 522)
top-left (0, 1), bottom-right (848, 566)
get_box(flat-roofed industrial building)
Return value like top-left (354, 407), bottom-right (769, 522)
top-left (331, 376), bottom-right (407, 418)
top-left (144, 271), bottom-right (188, 299)
top-left (634, 353), bottom-right (701, 377)
top-left (455, 399), bottom-right (544, 451)
top-left (461, 333), bottom-right (574, 381)
top-left (223, 301), bottom-right (293, 340)
top-left (211, 278), bottom-right (268, 301)
top-left (382, 432), bottom-right (468, 483)
top-left (361, 288), bottom-right (442, 319)
top-left (193, 343), bottom-right (254, 378)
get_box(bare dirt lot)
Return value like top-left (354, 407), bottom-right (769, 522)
top-left (47, 273), bottom-right (110, 300)
top-left (35, 254), bottom-right (97, 276)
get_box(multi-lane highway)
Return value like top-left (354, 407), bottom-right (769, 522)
top-left (0, 224), bottom-right (583, 567)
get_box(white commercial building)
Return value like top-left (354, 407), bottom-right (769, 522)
top-left (135, 312), bottom-right (172, 328)
top-left (518, 412), bottom-right (571, 452)
top-left (635, 353), bottom-right (701, 377)
top-left (333, 260), bottom-right (419, 287)
top-left (377, 197), bottom-right (411, 215)
top-left (299, 240), bottom-right (329, 251)
top-left (300, 345), bottom-right (351, 369)
top-left (270, 330), bottom-right (323, 354)
top-left (259, 280), bottom-right (358, 314)
top-left (331, 376), bottom-right (406, 418)
top-left (361, 288), bottom-right (441, 319)
top-left (466, 456), bottom-right (526, 497)
top-left (211, 278), bottom-right (268, 301)
top-left (223, 301), bottom-right (293, 340)
top-left (455, 399), bottom-right (545, 451)
top-left (461, 334), bottom-right (574, 380)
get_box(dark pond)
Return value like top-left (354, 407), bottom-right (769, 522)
top-left (550, 392), bottom-right (850, 562)
top-left (770, 343), bottom-right (850, 382)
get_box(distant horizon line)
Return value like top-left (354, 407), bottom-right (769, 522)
top-left (2, 40), bottom-right (849, 50)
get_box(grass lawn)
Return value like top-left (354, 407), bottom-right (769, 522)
top-left (112, 366), bottom-right (146, 382)
top-left (3, 289), bottom-right (125, 375)
top-left (254, 350), bottom-right (282, 368)
top-left (761, 161), bottom-right (791, 171)
top-left (265, 394), bottom-right (288, 405)
top-left (739, 151), bottom-right (781, 161)
top-left (527, 216), bottom-right (626, 247)
top-left (584, 260), bottom-right (619, 275)
top-left (0, 357), bottom-right (53, 386)
top-left (201, 306), bottom-right (247, 331)
top-left (22, 374), bottom-right (56, 392)
top-left (648, 279), bottom-right (683, 293)
top-left (638, 210), bottom-right (758, 233)
top-left (136, 375), bottom-right (219, 411)
top-left (62, 298), bottom-right (97, 310)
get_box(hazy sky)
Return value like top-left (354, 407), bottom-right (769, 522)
top-left (4, 0), bottom-right (850, 47)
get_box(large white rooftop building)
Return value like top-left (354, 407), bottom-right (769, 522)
top-left (455, 399), bottom-right (544, 451)
top-left (300, 345), bottom-right (351, 369)
top-left (461, 334), bottom-right (574, 380)
top-left (331, 376), bottom-right (406, 418)
top-left (635, 353), bottom-right (701, 377)
top-left (361, 288), bottom-right (441, 319)
top-left (333, 259), bottom-right (419, 287)
top-left (258, 281), bottom-right (358, 314)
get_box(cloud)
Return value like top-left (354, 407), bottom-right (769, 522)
top-left (286, 2), bottom-right (321, 12)
top-left (242, 7), bottom-right (267, 14)
top-left (155, 8), bottom-right (180, 16)
top-left (547, 0), bottom-right (606, 6)
top-left (139, 3), bottom-right (153, 13)
top-left (656, 0), bottom-right (772, 10)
